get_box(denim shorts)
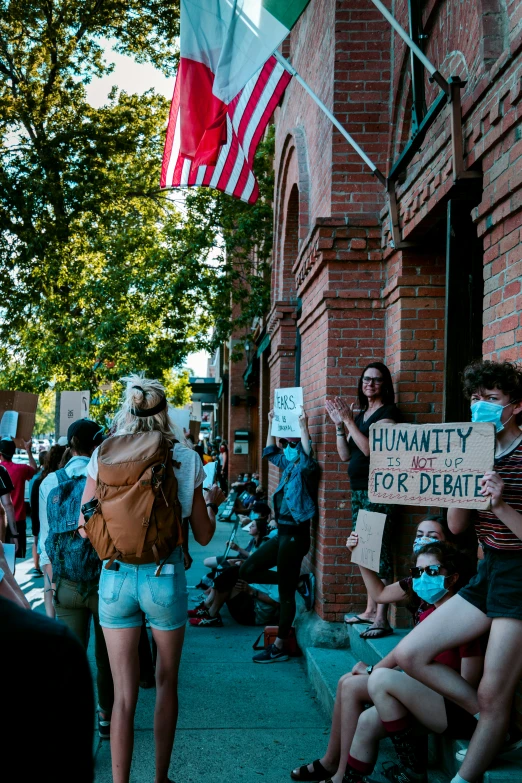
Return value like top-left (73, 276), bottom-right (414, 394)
top-left (99, 547), bottom-right (188, 631)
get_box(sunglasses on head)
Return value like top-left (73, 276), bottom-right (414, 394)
top-left (410, 564), bottom-right (448, 578)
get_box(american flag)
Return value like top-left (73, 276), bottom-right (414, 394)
top-left (160, 56), bottom-right (291, 204)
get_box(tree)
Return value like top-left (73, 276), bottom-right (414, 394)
top-left (0, 0), bottom-right (274, 398)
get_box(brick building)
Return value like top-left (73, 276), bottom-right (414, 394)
top-left (218, 0), bottom-right (522, 630)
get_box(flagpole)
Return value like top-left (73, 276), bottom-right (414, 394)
top-left (273, 51), bottom-right (386, 186)
top-left (369, 0), bottom-right (450, 95)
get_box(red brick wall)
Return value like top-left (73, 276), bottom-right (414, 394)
top-left (257, 0), bottom-right (522, 634)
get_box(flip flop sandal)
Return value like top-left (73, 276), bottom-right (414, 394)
top-left (360, 625), bottom-right (394, 639)
top-left (344, 614), bottom-right (374, 625)
top-left (290, 759), bottom-right (333, 781)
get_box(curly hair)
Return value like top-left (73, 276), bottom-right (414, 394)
top-left (462, 360), bottom-right (522, 401)
top-left (357, 362), bottom-right (395, 412)
top-left (412, 541), bottom-right (476, 593)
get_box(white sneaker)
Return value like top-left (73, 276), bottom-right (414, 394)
top-left (456, 736), bottom-right (522, 762)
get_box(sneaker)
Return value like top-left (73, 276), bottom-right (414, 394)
top-left (98, 714), bottom-right (111, 740)
top-left (252, 643), bottom-right (289, 663)
top-left (187, 602), bottom-right (209, 618)
top-left (297, 573), bottom-right (315, 611)
top-left (189, 615), bottom-right (223, 628)
top-left (455, 735), bottom-right (522, 762)
top-left (381, 762), bottom-right (427, 783)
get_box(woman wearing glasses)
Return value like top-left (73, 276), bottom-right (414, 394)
top-left (325, 362), bottom-right (400, 638)
top-left (293, 541), bottom-right (482, 783)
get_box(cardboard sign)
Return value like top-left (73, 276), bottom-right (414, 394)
top-left (368, 422), bottom-right (495, 509)
top-left (0, 391), bottom-right (39, 448)
top-left (271, 387), bottom-right (303, 438)
top-left (189, 419), bottom-right (201, 441)
top-left (59, 391), bottom-right (90, 437)
top-left (350, 510), bottom-right (387, 573)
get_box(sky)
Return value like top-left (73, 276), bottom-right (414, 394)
top-left (85, 42), bottom-right (210, 378)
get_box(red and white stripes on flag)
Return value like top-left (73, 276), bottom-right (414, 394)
top-left (160, 56), bottom-right (291, 204)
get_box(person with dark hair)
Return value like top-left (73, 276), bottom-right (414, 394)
top-left (38, 418), bottom-right (114, 739)
top-left (0, 595), bottom-right (95, 783)
top-left (289, 520), bottom-right (457, 783)
top-left (217, 440), bottom-right (228, 492)
top-left (326, 361), bottom-right (400, 638)
top-left (190, 508), bottom-right (278, 628)
top-left (394, 360), bottom-right (522, 783)
top-left (316, 541), bottom-right (484, 783)
top-left (36, 444), bottom-right (67, 617)
top-left (240, 407), bottom-right (319, 663)
top-left (28, 449), bottom-right (47, 575)
top-left (0, 436), bottom-right (37, 558)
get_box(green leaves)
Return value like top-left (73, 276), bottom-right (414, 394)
top-left (0, 1), bottom-right (273, 408)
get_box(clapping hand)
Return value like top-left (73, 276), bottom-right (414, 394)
top-left (335, 397), bottom-right (355, 425)
top-left (325, 399), bottom-right (342, 425)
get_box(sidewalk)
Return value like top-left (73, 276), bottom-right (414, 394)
top-left (17, 524), bottom-right (328, 780)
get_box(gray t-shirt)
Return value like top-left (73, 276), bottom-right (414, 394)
top-left (87, 439), bottom-right (205, 518)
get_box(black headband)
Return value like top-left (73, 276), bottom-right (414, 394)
top-left (131, 396), bottom-right (167, 417)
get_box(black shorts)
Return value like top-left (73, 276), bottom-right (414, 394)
top-left (226, 592), bottom-right (256, 625)
top-left (459, 545), bottom-right (522, 620)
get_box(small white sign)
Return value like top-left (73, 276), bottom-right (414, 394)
top-left (271, 387), bottom-right (303, 438)
top-left (0, 411), bottom-right (18, 439)
top-left (169, 407), bottom-right (191, 431)
top-left (350, 510), bottom-right (387, 573)
top-left (203, 461), bottom-right (217, 489)
top-left (59, 391), bottom-right (90, 437)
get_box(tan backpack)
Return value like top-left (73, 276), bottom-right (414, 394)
top-left (84, 431), bottom-right (183, 572)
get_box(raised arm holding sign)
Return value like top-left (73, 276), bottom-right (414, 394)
top-left (271, 387), bottom-right (303, 438)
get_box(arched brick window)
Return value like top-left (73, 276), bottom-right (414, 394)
top-left (279, 183), bottom-right (299, 302)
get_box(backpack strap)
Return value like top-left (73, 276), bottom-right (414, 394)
top-left (55, 468), bottom-right (70, 485)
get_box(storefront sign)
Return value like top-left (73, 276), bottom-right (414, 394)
top-left (368, 422), bottom-right (495, 509)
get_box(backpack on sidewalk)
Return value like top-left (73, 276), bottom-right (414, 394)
top-left (45, 469), bottom-right (102, 584)
top-left (84, 431), bottom-right (182, 572)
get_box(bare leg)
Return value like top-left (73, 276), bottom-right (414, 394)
top-left (151, 625), bottom-right (186, 783)
top-left (42, 564), bottom-right (55, 619)
top-left (368, 669), bottom-right (447, 733)
top-left (32, 535), bottom-right (40, 570)
top-left (203, 556), bottom-right (218, 569)
top-left (334, 674), bottom-right (372, 781)
top-left (395, 594), bottom-right (491, 713)
top-left (361, 579), bottom-right (391, 637)
top-left (292, 673), bottom-right (368, 779)
top-left (103, 626), bottom-right (141, 783)
top-left (459, 618), bottom-right (522, 782)
top-left (346, 706), bottom-right (387, 767)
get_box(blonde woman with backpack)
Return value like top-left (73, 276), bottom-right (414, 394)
top-left (78, 376), bottom-right (219, 783)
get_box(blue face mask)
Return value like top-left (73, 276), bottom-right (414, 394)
top-left (471, 400), bottom-right (513, 433)
top-left (284, 445), bottom-right (298, 462)
top-left (413, 536), bottom-right (440, 554)
top-left (412, 573), bottom-right (448, 604)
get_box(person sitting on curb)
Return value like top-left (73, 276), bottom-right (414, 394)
top-left (189, 506), bottom-right (277, 628)
top-left (394, 359), bottom-right (522, 783)
top-left (290, 517), bottom-right (458, 783)
top-left (320, 543), bottom-right (483, 783)
top-left (240, 407), bottom-right (319, 663)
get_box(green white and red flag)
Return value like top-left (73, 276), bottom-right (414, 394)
top-left (161, 0), bottom-right (310, 203)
